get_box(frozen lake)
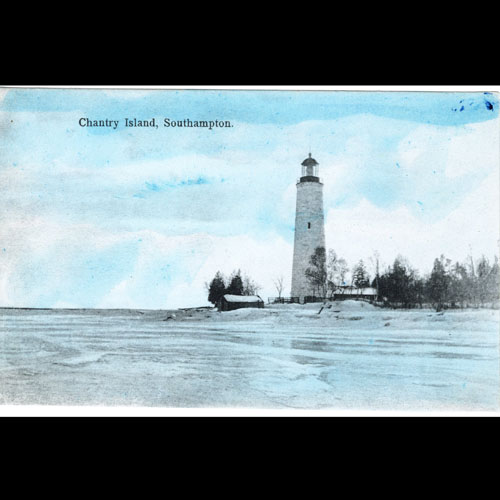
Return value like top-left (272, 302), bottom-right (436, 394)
top-left (0, 301), bottom-right (498, 411)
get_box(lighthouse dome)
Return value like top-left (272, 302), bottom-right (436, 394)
top-left (300, 153), bottom-right (319, 179)
top-left (301, 153), bottom-right (319, 167)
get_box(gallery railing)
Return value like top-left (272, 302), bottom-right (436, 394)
top-left (268, 297), bottom-right (301, 304)
top-left (269, 295), bottom-right (379, 304)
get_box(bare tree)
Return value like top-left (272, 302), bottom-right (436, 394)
top-left (242, 274), bottom-right (261, 296)
top-left (326, 249), bottom-right (338, 295)
top-left (273, 275), bottom-right (285, 299)
top-left (305, 246), bottom-right (328, 297)
top-left (326, 249), bottom-right (348, 297)
top-left (369, 250), bottom-right (380, 294)
top-left (337, 258), bottom-right (349, 286)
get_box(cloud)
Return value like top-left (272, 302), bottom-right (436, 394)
top-left (1, 99), bottom-right (498, 308)
top-left (444, 121), bottom-right (499, 178)
top-left (4, 158), bottom-right (494, 308)
top-left (325, 169), bottom-right (499, 275)
top-left (0, 206), bottom-right (293, 308)
top-left (395, 119), bottom-right (499, 180)
top-left (101, 89), bottom-right (155, 99)
top-left (98, 232), bottom-right (293, 309)
top-left (0, 215), bottom-right (134, 307)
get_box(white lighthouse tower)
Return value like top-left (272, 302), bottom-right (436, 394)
top-left (291, 153), bottom-right (326, 301)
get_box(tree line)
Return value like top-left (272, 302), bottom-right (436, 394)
top-left (305, 246), bottom-right (500, 311)
top-left (304, 247), bottom-right (370, 297)
top-left (205, 248), bottom-right (499, 310)
top-left (206, 269), bottom-right (261, 306)
top-left (378, 253), bottom-right (500, 311)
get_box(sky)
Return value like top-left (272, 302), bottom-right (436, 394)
top-left (0, 87), bottom-right (498, 308)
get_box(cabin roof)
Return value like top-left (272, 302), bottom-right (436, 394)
top-left (223, 294), bottom-right (263, 303)
top-left (334, 286), bottom-right (378, 295)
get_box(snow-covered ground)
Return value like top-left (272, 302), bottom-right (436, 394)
top-left (0, 301), bottom-right (498, 411)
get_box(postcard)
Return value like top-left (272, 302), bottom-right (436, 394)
top-left (0, 86), bottom-right (498, 415)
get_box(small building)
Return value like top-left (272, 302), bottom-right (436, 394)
top-left (218, 294), bottom-right (265, 312)
top-left (332, 286), bottom-right (378, 300)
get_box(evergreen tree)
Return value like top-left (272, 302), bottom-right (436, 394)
top-left (487, 256), bottom-right (500, 305)
top-left (426, 255), bottom-right (451, 311)
top-left (476, 255), bottom-right (490, 306)
top-left (466, 253), bottom-right (478, 306)
top-left (449, 261), bottom-right (469, 308)
top-left (376, 252), bottom-right (499, 310)
top-left (476, 255), bottom-right (500, 306)
top-left (207, 271), bottom-right (226, 305)
top-left (226, 269), bottom-right (245, 295)
top-left (378, 256), bottom-right (417, 308)
top-left (352, 260), bottom-right (370, 289)
top-left (413, 277), bottom-right (425, 308)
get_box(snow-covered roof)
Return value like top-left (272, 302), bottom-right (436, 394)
top-left (223, 294), bottom-right (263, 303)
top-left (334, 287), bottom-right (378, 295)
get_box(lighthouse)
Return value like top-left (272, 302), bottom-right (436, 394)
top-left (291, 153), bottom-right (326, 301)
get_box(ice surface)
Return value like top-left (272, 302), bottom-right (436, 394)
top-left (0, 301), bottom-right (498, 411)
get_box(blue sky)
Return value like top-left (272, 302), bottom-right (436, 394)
top-left (2, 88), bottom-right (496, 125)
top-left (0, 87), bottom-right (498, 308)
